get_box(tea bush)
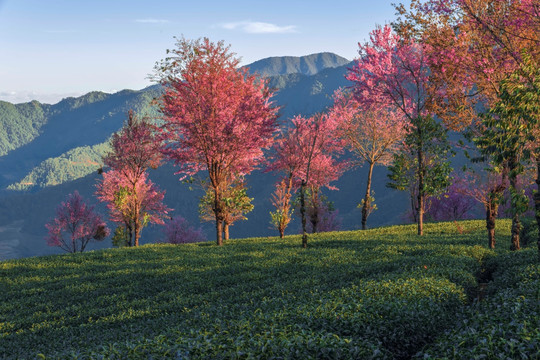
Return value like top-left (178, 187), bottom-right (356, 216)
top-left (416, 248), bottom-right (539, 359)
top-left (1, 220), bottom-right (536, 359)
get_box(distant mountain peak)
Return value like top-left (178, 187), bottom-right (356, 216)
top-left (243, 52), bottom-right (350, 77)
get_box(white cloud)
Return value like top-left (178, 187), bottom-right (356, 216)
top-left (135, 18), bottom-right (170, 24)
top-left (220, 21), bottom-right (297, 34)
top-left (0, 91), bottom-right (83, 104)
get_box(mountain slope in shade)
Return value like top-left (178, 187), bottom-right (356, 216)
top-left (268, 64), bottom-right (350, 119)
top-left (244, 52), bottom-right (350, 77)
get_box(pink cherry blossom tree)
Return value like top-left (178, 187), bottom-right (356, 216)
top-left (103, 110), bottom-right (162, 183)
top-left (268, 114), bottom-right (344, 247)
top-left (266, 120), bottom-right (309, 239)
top-left (97, 111), bottom-right (170, 247)
top-left (164, 216), bottom-right (206, 244)
top-left (328, 88), bottom-right (407, 229)
top-left (155, 37), bottom-right (278, 246)
top-left (347, 24), bottom-right (450, 235)
top-left (97, 170), bottom-right (169, 247)
top-left (398, 0), bottom-right (540, 249)
top-left (45, 191), bottom-right (109, 253)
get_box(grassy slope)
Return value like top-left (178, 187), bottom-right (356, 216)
top-left (0, 220), bottom-right (538, 359)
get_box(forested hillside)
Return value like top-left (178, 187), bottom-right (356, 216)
top-left (0, 100), bottom-right (48, 156)
top-left (0, 87), bottom-right (161, 190)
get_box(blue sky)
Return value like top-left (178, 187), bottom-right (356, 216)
top-left (0, 0), bottom-right (406, 104)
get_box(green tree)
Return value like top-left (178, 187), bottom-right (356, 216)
top-left (477, 51), bottom-right (540, 253)
top-left (199, 178), bottom-right (254, 241)
top-left (111, 225), bottom-right (130, 247)
top-left (387, 116), bottom-right (453, 225)
top-left (474, 76), bottom-right (533, 251)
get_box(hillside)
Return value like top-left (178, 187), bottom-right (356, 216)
top-left (0, 87), bottom-right (161, 190)
top-left (244, 52), bottom-right (350, 77)
top-left (0, 221), bottom-right (538, 359)
top-left (0, 100), bottom-right (48, 156)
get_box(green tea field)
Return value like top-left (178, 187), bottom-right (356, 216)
top-left (1, 220), bottom-right (538, 359)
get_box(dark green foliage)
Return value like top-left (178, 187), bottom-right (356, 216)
top-left (111, 226), bottom-right (130, 248)
top-left (520, 217), bottom-right (538, 248)
top-left (2, 220), bottom-right (533, 359)
top-left (474, 50), bottom-right (539, 172)
top-left (387, 116), bottom-right (452, 195)
top-left (0, 100), bottom-right (48, 156)
top-left (474, 72), bottom-right (534, 250)
top-left (387, 116), bottom-right (453, 220)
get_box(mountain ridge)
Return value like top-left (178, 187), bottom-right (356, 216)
top-left (243, 52), bottom-right (350, 77)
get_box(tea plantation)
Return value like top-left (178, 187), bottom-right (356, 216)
top-left (0, 220), bottom-right (538, 359)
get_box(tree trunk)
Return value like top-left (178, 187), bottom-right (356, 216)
top-left (535, 159), bottom-right (540, 257)
top-left (362, 162), bottom-right (375, 230)
top-left (127, 224), bottom-right (133, 247)
top-left (310, 187), bottom-right (319, 233)
top-left (134, 221), bottom-right (140, 247)
top-left (215, 219), bottom-right (223, 246)
top-left (214, 187), bottom-right (223, 246)
top-left (80, 238), bottom-right (88, 253)
top-left (486, 202), bottom-right (497, 249)
top-left (134, 204), bottom-right (140, 247)
top-left (279, 227), bottom-right (284, 239)
top-left (300, 180), bottom-right (308, 248)
top-left (509, 171), bottom-right (521, 251)
top-left (510, 215), bottom-right (521, 251)
top-left (417, 141), bottom-right (424, 236)
top-left (410, 194), bottom-right (417, 223)
top-left (223, 222), bottom-right (230, 241)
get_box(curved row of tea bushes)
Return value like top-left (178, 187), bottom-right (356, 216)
top-left (417, 248), bottom-right (540, 359)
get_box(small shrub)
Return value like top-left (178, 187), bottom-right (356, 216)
top-left (163, 216), bottom-right (206, 244)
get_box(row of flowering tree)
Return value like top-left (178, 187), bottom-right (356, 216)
top-left (346, 24), bottom-right (454, 236)
top-left (45, 0), bottom-right (540, 252)
top-left (44, 111), bottom-right (171, 253)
